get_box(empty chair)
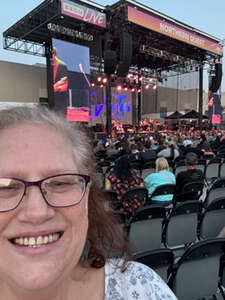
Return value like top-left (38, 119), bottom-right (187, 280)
top-left (199, 198), bottom-right (225, 240)
top-left (168, 239), bottom-right (225, 300)
top-left (204, 177), bottom-right (225, 206)
top-left (128, 206), bottom-right (166, 254)
top-left (163, 201), bottom-right (202, 250)
top-left (175, 181), bottom-right (204, 203)
top-left (220, 162), bottom-right (225, 178)
top-left (205, 158), bottom-right (221, 186)
top-left (135, 248), bottom-right (174, 282)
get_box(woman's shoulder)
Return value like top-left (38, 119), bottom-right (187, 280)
top-left (105, 259), bottom-right (177, 299)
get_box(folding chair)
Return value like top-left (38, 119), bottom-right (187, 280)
top-left (135, 248), bottom-right (174, 282)
top-left (168, 239), bottom-right (225, 300)
top-left (163, 201), bottom-right (202, 251)
top-left (204, 178), bottom-right (225, 207)
top-left (199, 198), bottom-right (225, 240)
top-left (120, 187), bottom-right (148, 207)
top-left (148, 184), bottom-right (176, 206)
top-left (175, 181), bottom-right (204, 203)
top-left (128, 206), bottom-right (166, 254)
top-left (205, 158), bottom-right (221, 186)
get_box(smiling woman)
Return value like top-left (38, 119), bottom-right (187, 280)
top-left (0, 105), bottom-right (177, 300)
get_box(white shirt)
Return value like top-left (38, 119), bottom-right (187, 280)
top-left (105, 259), bottom-right (177, 299)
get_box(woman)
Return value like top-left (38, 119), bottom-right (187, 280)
top-left (0, 106), bottom-right (176, 299)
top-left (105, 155), bottom-right (145, 217)
top-left (144, 157), bottom-right (176, 206)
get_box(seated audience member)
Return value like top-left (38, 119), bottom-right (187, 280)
top-left (157, 141), bottom-right (180, 161)
top-left (175, 152), bottom-right (204, 200)
top-left (182, 141), bottom-right (204, 158)
top-left (139, 142), bottom-right (157, 163)
top-left (201, 142), bottom-right (215, 162)
top-left (105, 155), bottom-right (145, 217)
top-left (144, 158), bottom-right (176, 206)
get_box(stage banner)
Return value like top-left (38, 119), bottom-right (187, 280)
top-left (128, 6), bottom-right (222, 56)
top-left (61, 0), bottom-right (106, 28)
top-left (208, 88), bottom-right (222, 124)
top-left (52, 38), bottom-right (90, 122)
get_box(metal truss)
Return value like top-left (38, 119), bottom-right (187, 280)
top-left (3, 37), bottom-right (45, 57)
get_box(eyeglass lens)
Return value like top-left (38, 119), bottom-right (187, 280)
top-left (0, 175), bottom-right (87, 211)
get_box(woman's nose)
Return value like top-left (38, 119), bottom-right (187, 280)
top-left (16, 186), bottom-right (55, 224)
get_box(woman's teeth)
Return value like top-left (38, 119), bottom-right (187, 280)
top-left (13, 233), bottom-right (61, 247)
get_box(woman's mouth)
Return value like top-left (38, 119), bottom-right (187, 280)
top-left (10, 232), bottom-right (63, 248)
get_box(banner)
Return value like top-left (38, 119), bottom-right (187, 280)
top-left (128, 6), bottom-right (223, 56)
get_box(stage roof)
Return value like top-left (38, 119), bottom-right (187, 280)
top-left (3, 0), bottom-right (223, 72)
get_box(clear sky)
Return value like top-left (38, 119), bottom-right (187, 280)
top-left (0, 0), bottom-right (224, 90)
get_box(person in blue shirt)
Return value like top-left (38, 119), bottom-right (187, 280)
top-left (144, 157), bottom-right (176, 206)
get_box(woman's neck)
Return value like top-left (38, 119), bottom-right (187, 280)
top-left (0, 265), bottom-right (105, 300)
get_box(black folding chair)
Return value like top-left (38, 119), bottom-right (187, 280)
top-left (168, 239), bottom-right (225, 300)
top-left (128, 205), bottom-right (166, 254)
top-left (135, 248), bottom-right (174, 282)
top-left (148, 184), bottom-right (176, 206)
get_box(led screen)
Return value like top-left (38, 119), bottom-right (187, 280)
top-left (52, 38), bottom-right (90, 121)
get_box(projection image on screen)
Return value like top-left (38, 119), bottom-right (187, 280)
top-left (52, 38), bottom-right (90, 122)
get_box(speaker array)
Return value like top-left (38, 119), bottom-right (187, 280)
top-left (104, 32), bottom-right (133, 77)
top-left (209, 63), bottom-right (222, 92)
top-left (117, 32), bottom-right (133, 77)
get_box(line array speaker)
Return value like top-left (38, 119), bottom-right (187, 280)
top-left (209, 63), bottom-right (222, 92)
top-left (117, 32), bottom-right (133, 77)
top-left (104, 49), bottom-right (117, 75)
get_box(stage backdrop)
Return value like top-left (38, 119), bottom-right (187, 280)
top-left (52, 38), bottom-right (90, 121)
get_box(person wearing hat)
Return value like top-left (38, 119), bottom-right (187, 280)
top-left (175, 152), bottom-right (204, 201)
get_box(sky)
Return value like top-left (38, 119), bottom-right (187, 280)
top-left (0, 0), bottom-right (224, 90)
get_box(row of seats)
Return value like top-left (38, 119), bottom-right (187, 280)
top-left (127, 199), bottom-right (225, 255)
top-left (134, 239), bottom-right (225, 300)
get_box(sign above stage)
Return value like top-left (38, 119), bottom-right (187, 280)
top-left (128, 6), bottom-right (223, 56)
top-left (61, 0), bottom-right (106, 28)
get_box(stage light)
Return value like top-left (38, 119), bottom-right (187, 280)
top-left (139, 76), bottom-right (143, 81)
top-left (149, 78), bottom-right (153, 82)
top-left (145, 84), bottom-right (150, 89)
top-left (131, 88), bottom-right (136, 92)
top-left (100, 84), bottom-right (104, 88)
top-left (153, 84), bottom-right (157, 90)
top-left (102, 78), bottom-right (107, 84)
top-left (91, 83), bottom-right (95, 87)
top-left (117, 85), bottom-right (122, 91)
top-left (127, 73), bottom-right (132, 78)
top-left (97, 76), bottom-right (102, 82)
top-left (124, 87), bottom-right (128, 91)
top-left (137, 88), bottom-right (141, 93)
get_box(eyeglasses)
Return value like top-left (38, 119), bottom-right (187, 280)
top-left (0, 174), bottom-right (90, 212)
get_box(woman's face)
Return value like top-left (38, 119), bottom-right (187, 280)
top-left (0, 122), bottom-right (89, 292)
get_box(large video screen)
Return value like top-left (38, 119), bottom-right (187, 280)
top-left (52, 38), bottom-right (90, 122)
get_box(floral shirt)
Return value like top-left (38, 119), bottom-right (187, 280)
top-left (105, 259), bottom-right (177, 300)
top-left (107, 168), bottom-right (144, 216)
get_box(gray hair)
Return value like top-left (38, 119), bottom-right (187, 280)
top-left (156, 157), bottom-right (169, 172)
top-left (0, 105), bottom-right (93, 176)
